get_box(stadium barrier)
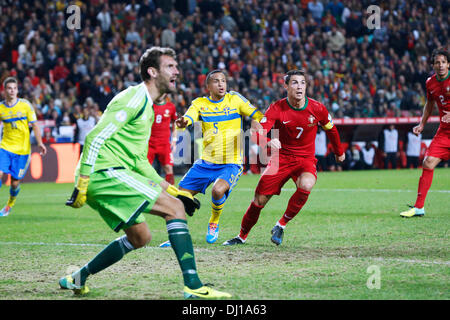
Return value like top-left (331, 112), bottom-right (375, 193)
top-left (1, 143), bottom-right (80, 185)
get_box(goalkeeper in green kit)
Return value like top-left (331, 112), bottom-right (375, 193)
top-left (59, 47), bottom-right (231, 299)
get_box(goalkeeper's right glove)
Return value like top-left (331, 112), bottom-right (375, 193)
top-left (166, 185), bottom-right (201, 216)
top-left (66, 176), bottom-right (90, 208)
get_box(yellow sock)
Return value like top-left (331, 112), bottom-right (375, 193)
top-left (7, 196), bottom-right (17, 207)
top-left (209, 202), bottom-right (225, 224)
top-left (209, 195), bottom-right (227, 224)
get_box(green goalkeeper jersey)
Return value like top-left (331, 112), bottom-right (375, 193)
top-left (77, 82), bottom-right (163, 184)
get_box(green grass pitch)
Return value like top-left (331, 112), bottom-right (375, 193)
top-left (0, 168), bottom-right (448, 300)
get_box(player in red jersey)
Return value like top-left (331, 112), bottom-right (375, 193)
top-left (147, 93), bottom-right (177, 184)
top-left (400, 48), bottom-right (450, 218)
top-left (223, 69), bottom-right (345, 246)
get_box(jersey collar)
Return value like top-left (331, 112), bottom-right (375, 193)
top-left (3, 98), bottom-right (19, 108)
top-left (287, 96), bottom-right (308, 111)
top-left (436, 71), bottom-right (449, 82)
top-left (141, 82), bottom-right (153, 106)
top-left (207, 94), bottom-right (225, 103)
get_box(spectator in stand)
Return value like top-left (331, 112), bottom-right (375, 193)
top-left (161, 22), bottom-right (176, 48)
top-left (326, 26), bottom-right (346, 52)
top-left (281, 15), bottom-right (300, 43)
top-left (42, 127), bottom-right (55, 144)
top-left (308, 0), bottom-right (324, 24)
top-left (53, 58), bottom-right (70, 84)
top-left (97, 4), bottom-right (112, 35)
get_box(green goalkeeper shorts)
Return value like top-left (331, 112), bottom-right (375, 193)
top-left (86, 168), bottom-right (163, 232)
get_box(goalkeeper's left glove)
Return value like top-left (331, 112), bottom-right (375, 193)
top-left (66, 176), bottom-right (90, 208)
top-left (166, 185), bottom-right (201, 216)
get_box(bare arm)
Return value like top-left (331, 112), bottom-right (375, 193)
top-left (414, 100), bottom-right (434, 135)
top-left (31, 122), bottom-right (47, 155)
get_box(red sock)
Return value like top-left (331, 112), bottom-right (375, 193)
top-left (239, 201), bottom-right (264, 240)
top-left (414, 168), bottom-right (434, 208)
top-left (278, 188), bottom-right (310, 227)
top-left (165, 173), bottom-right (174, 185)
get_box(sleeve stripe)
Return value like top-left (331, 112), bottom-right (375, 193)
top-left (86, 123), bottom-right (117, 165)
top-left (185, 114), bottom-right (194, 125)
top-left (126, 86), bottom-right (146, 109)
top-left (229, 91), bottom-right (249, 103)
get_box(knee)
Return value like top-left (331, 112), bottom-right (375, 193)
top-left (422, 158), bottom-right (435, 170)
top-left (253, 194), bottom-right (269, 207)
top-left (10, 179), bottom-right (20, 189)
top-left (299, 181), bottom-right (315, 192)
top-left (212, 185), bottom-right (227, 200)
top-left (128, 232), bottom-right (151, 249)
top-left (168, 197), bottom-right (187, 220)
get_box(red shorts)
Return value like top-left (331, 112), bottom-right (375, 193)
top-left (147, 144), bottom-right (174, 166)
top-left (255, 153), bottom-right (317, 196)
top-left (425, 128), bottom-right (450, 161)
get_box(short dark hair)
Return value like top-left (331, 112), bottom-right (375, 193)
top-left (284, 69), bottom-right (307, 85)
top-left (205, 69), bottom-right (226, 85)
top-left (431, 47), bottom-right (449, 65)
top-left (139, 47), bottom-right (176, 81)
top-left (3, 77), bottom-right (17, 88)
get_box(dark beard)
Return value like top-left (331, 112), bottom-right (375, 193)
top-left (156, 76), bottom-right (176, 95)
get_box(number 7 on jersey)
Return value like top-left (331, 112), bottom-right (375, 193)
top-left (296, 127), bottom-right (304, 139)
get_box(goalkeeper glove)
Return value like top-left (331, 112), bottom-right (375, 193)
top-left (166, 185), bottom-right (201, 216)
top-left (66, 176), bottom-right (90, 208)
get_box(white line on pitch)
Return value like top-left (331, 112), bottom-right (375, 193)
top-left (234, 188), bottom-right (450, 193)
top-left (0, 241), bottom-right (449, 266)
top-left (12, 188), bottom-right (450, 199)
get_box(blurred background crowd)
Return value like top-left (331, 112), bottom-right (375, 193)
top-left (0, 0), bottom-right (448, 168)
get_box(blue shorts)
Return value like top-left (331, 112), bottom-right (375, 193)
top-left (179, 160), bottom-right (243, 195)
top-left (0, 148), bottom-right (31, 180)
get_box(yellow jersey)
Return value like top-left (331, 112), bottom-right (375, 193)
top-left (0, 98), bottom-right (37, 155)
top-left (183, 91), bottom-right (263, 164)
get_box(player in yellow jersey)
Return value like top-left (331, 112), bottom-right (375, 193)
top-left (161, 70), bottom-right (264, 245)
top-left (0, 77), bottom-right (47, 217)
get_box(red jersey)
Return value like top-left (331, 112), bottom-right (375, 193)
top-left (149, 101), bottom-right (177, 146)
top-left (259, 97), bottom-right (342, 157)
top-left (426, 73), bottom-right (450, 131)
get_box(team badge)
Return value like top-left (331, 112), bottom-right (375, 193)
top-left (115, 110), bottom-right (127, 122)
top-left (307, 114), bottom-right (316, 127)
top-left (147, 180), bottom-right (157, 187)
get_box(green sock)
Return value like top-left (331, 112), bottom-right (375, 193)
top-left (167, 219), bottom-right (203, 289)
top-left (73, 235), bottom-right (135, 286)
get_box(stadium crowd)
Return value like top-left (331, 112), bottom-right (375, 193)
top-left (0, 0), bottom-right (448, 151)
